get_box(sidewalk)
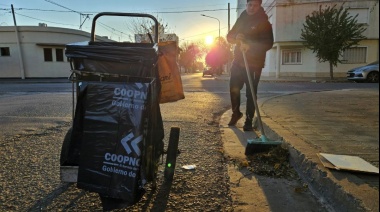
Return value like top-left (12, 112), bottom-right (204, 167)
top-left (221, 86), bottom-right (379, 211)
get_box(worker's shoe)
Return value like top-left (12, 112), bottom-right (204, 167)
top-left (243, 121), bottom-right (253, 131)
top-left (228, 112), bottom-right (243, 126)
top-left (243, 117), bottom-right (258, 131)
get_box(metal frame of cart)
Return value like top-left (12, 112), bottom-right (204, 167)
top-left (59, 12), bottom-right (180, 208)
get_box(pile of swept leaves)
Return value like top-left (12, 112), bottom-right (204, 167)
top-left (241, 146), bottom-right (299, 180)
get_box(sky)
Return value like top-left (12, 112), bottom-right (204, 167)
top-left (1, 0), bottom-right (239, 44)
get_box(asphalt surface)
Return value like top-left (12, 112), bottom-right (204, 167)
top-left (1, 76), bottom-right (379, 211)
top-left (219, 76), bottom-right (379, 212)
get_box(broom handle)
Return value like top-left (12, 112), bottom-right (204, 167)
top-left (242, 50), bottom-right (266, 137)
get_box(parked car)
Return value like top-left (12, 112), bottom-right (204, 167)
top-left (202, 68), bottom-right (215, 77)
top-left (346, 61), bottom-right (379, 83)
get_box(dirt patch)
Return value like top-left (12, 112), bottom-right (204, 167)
top-left (233, 146), bottom-right (299, 180)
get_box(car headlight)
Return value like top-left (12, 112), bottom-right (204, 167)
top-left (353, 69), bottom-right (365, 73)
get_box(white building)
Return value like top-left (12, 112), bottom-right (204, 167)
top-left (236, 0), bottom-right (379, 78)
top-left (0, 26), bottom-right (112, 78)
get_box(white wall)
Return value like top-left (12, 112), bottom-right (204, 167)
top-left (261, 0), bottom-right (379, 78)
top-left (0, 26), bottom-right (113, 78)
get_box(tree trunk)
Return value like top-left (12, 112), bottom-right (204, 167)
top-left (329, 62), bottom-right (334, 80)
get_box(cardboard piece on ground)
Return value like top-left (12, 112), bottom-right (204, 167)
top-left (317, 153), bottom-right (379, 174)
top-left (317, 154), bottom-right (336, 169)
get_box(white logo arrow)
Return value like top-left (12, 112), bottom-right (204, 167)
top-left (121, 132), bottom-right (142, 156)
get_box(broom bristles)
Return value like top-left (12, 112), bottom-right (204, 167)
top-left (245, 135), bottom-right (282, 155)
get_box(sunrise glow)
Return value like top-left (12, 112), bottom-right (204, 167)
top-left (205, 35), bottom-right (214, 45)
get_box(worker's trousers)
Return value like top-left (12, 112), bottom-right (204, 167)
top-left (229, 62), bottom-right (262, 123)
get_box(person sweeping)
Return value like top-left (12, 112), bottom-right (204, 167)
top-left (226, 0), bottom-right (273, 131)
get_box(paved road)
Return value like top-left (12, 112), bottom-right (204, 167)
top-left (0, 76), bottom-right (378, 209)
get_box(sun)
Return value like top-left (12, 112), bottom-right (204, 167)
top-left (205, 35), bottom-right (214, 45)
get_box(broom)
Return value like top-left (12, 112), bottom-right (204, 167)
top-left (241, 48), bottom-right (282, 155)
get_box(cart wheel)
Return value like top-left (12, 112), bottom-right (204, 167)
top-left (164, 127), bottom-right (180, 182)
top-left (60, 127), bottom-right (72, 165)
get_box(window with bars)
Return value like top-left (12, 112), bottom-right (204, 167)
top-left (43, 48), bottom-right (66, 62)
top-left (44, 48), bottom-right (53, 61)
top-left (342, 47), bottom-right (367, 64)
top-left (282, 49), bottom-right (302, 65)
top-left (1, 47), bottom-right (10, 56)
top-left (55, 49), bottom-right (64, 62)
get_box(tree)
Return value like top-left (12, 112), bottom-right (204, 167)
top-left (178, 42), bottom-right (202, 73)
top-left (300, 5), bottom-right (366, 79)
top-left (205, 37), bottom-right (232, 74)
top-left (125, 17), bottom-right (170, 42)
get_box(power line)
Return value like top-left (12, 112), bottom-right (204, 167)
top-left (97, 21), bottom-right (126, 36)
top-left (7, 3), bottom-right (229, 42)
top-left (43, 0), bottom-right (92, 29)
top-left (146, 8), bottom-right (228, 14)
top-left (8, 8), bottom-right (81, 13)
top-left (155, 3), bottom-right (227, 10)
top-left (2, 7), bottom-right (229, 14)
top-left (44, 0), bottom-right (82, 15)
top-left (14, 12), bottom-right (79, 27)
top-left (181, 27), bottom-right (228, 40)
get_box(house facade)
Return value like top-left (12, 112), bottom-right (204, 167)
top-left (236, 0), bottom-right (379, 78)
top-left (0, 26), bottom-right (112, 78)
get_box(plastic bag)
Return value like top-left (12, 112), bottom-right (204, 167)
top-left (158, 41), bottom-right (185, 103)
top-left (77, 81), bottom-right (152, 204)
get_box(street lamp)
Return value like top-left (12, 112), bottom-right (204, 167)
top-left (201, 14), bottom-right (220, 46)
top-left (201, 14), bottom-right (222, 75)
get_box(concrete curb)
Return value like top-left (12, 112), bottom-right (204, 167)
top-left (213, 75), bottom-right (353, 83)
top-left (258, 93), bottom-right (378, 212)
top-left (222, 91), bottom-right (378, 211)
top-left (259, 114), bottom-right (366, 211)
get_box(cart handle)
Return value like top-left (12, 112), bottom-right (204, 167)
top-left (91, 12), bottom-right (159, 43)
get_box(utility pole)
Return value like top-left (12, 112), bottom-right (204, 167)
top-left (11, 4), bottom-right (25, 79)
top-left (228, 3), bottom-right (230, 32)
top-left (227, 3), bottom-right (232, 75)
top-left (79, 14), bottom-right (91, 30)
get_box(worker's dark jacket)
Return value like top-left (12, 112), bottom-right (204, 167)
top-left (227, 8), bottom-right (274, 68)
